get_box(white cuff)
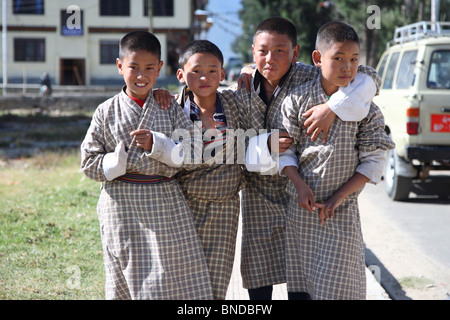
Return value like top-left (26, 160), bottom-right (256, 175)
top-left (356, 149), bottom-right (387, 184)
top-left (102, 141), bottom-right (128, 181)
top-left (328, 73), bottom-right (376, 121)
top-left (278, 149), bottom-right (298, 176)
top-left (245, 133), bottom-right (278, 175)
top-left (148, 131), bottom-right (184, 167)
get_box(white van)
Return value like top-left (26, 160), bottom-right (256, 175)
top-left (374, 21), bottom-right (450, 200)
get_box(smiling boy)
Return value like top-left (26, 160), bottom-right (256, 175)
top-left (80, 31), bottom-right (212, 300)
top-left (173, 40), bottom-right (244, 300)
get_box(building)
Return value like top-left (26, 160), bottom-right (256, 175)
top-left (0, 0), bottom-right (210, 87)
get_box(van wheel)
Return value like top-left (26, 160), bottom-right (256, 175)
top-left (384, 149), bottom-right (412, 201)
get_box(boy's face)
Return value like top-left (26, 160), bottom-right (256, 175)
top-left (177, 52), bottom-right (225, 100)
top-left (312, 40), bottom-right (359, 95)
top-left (252, 31), bottom-right (300, 85)
top-left (117, 50), bottom-right (163, 100)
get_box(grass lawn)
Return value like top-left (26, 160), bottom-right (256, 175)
top-left (0, 151), bottom-right (105, 300)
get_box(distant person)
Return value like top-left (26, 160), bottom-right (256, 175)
top-left (40, 72), bottom-right (52, 96)
top-left (278, 21), bottom-right (395, 299)
top-left (80, 31), bottom-right (212, 300)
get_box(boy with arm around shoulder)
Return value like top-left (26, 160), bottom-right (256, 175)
top-left (174, 40), bottom-right (245, 300)
top-left (80, 31), bottom-right (212, 300)
top-left (237, 17), bottom-right (382, 300)
top-left (279, 21), bottom-right (395, 300)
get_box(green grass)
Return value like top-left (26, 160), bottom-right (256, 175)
top-left (0, 151), bottom-right (105, 300)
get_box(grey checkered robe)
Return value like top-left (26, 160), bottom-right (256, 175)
top-left (175, 90), bottom-right (245, 299)
top-left (235, 63), bottom-right (321, 289)
top-left (80, 88), bottom-right (213, 300)
top-left (280, 77), bottom-right (395, 300)
top-left (235, 63), bottom-right (381, 290)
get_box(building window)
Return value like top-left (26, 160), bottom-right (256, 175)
top-left (13, 0), bottom-right (44, 14)
top-left (61, 9), bottom-right (84, 36)
top-left (14, 38), bottom-right (45, 62)
top-left (100, 0), bottom-right (130, 16)
top-left (100, 40), bottom-right (120, 64)
top-left (144, 0), bottom-right (174, 17)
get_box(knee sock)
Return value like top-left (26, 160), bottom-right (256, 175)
top-left (288, 291), bottom-right (312, 300)
top-left (248, 285), bottom-right (273, 300)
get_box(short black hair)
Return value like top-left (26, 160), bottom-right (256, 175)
top-left (315, 21), bottom-right (359, 52)
top-left (178, 40), bottom-right (224, 69)
top-left (254, 17), bottom-right (298, 47)
top-left (119, 31), bottom-right (161, 60)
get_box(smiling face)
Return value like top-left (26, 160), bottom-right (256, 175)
top-left (177, 52), bottom-right (225, 100)
top-left (252, 31), bottom-right (300, 87)
top-left (117, 49), bottom-right (163, 100)
top-left (312, 40), bottom-right (360, 96)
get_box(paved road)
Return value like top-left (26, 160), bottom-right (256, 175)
top-left (359, 174), bottom-right (450, 300)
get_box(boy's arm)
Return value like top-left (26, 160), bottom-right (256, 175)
top-left (283, 165), bottom-right (316, 212)
top-left (80, 108), bottom-right (128, 182)
top-left (355, 103), bottom-right (396, 184)
top-left (153, 88), bottom-right (174, 110)
top-left (327, 70), bottom-right (379, 121)
top-left (303, 67), bottom-right (381, 142)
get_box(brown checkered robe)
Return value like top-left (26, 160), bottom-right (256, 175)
top-left (80, 88), bottom-right (213, 300)
top-left (175, 90), bottom-right (245, 299)
top-left (280, 77), bottom-right (395, 300)
top-left (235, 63), bottom-right (381, 290)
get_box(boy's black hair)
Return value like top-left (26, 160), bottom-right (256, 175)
top-left (119, 31), bottom-right (161, 60)
top-left (254, 17), bottom-right (298, 47)
top-left (178, 40), bottom-right (224, 69)
top-left (315, 21), bottom-right (359, 52)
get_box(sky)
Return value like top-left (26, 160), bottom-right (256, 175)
top-left (206, 0), bottom-right (243, 65)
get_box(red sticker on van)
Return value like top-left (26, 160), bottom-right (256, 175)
top-left (431, 115), bottom-right (450, 132)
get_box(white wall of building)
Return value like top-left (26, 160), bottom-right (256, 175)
top-left (0, 0), bottom-right (193, 86)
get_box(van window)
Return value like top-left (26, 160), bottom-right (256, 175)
top-left (377, 55), bottom-right (388, 80)
top-left (383, 52), bottom-right (400, 89)
top-left (396, 50), bottom-right (418, 89)
top-left (428, 50), bottom-right (450, 89)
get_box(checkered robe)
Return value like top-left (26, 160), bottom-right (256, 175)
top-left (280, 77), bottom-right (395, 300)
top-left (80, 88), bottom-right (213, 300)
top-left (175, 89), bottom-right (245, 299)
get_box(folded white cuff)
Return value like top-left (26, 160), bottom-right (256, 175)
top-left (328, 73), bottom-right (376, 121)
top-left (102, 141), bottom-right (128, 181)
top-left (245, 133), bottom-right (278, 175)
top-left (148, 131), bottom-right (184, 167)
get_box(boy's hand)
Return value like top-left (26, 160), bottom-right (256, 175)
top-left (237, 66), bottom-right (254, 93)
top-left (130, 129), bottom-right (153, 151)
top-left (153, 89), bottom-right (173, 110)
top-left (294, 178), bottom-right (316, 212)
top-left (315, 194), bottom-right (344, 225)
top-left (302, 103), bottom-right (336, 142)
top-left (268, 131), bottom-right (293, 153)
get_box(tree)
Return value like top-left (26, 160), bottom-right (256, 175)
top-left (233, 0), bottom-right (449, 67)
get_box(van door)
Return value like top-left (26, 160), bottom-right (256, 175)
top-left (374, 50), bottom-right (411, 158)
top-left (419, 48), bottom-right (450, 146)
